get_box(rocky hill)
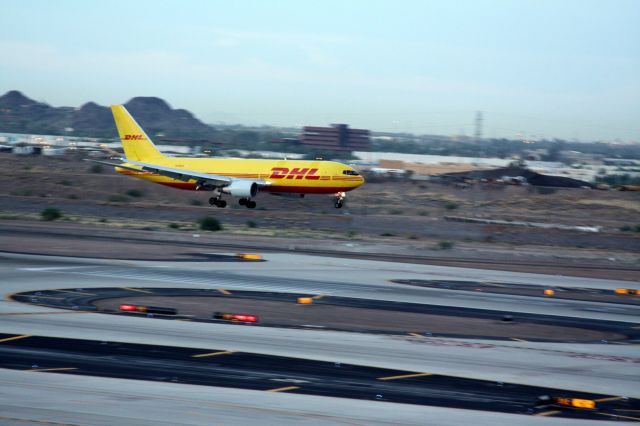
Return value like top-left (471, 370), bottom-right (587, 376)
top-left (0, 91), bottom-right (217, 139)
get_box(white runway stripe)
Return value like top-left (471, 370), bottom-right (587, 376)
top-left (55, 267), bottom-right (336, 294)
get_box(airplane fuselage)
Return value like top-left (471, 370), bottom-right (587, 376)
top-left (117, 157), bottom-right (364, 194)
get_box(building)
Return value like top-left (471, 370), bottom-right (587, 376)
top-left (300, 124), bottom-right (369, 152)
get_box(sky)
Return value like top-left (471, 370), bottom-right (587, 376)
top-left (1, 0), bottom-right (638, 141)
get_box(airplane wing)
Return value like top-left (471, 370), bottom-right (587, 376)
top-left (85, 158), bottom-right (270, 189)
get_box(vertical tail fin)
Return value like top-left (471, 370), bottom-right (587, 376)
top-left (111, 105), bottom-right (164, 161)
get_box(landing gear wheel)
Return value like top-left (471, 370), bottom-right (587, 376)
top-left (239, 198), bottom-right (247, 206)
top-left (247, 200), bottom-right (256, 209)
top-left (334, 201), bottom-right (343, 209)
top-left (209, 196), bottom-right (226, 208)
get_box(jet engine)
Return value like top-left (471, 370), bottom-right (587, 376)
top-left (221, 180), bottom-right (259, 198)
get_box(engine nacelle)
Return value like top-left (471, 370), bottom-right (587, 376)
top-left (221, 180), bottom-right (259, 198)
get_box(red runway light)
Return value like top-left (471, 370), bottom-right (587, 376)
top-left (119, 304), bottom-right (137, 312)
top-left (233, 314), bottom-right (257, 322)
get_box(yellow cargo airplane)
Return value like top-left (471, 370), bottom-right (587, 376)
top-left (92, 105), bottom-right (364, 209)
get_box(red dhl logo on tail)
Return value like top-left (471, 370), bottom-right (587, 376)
top-left (270, 167), bottom-right (320, 180)
top-left (124, 134), bottom-right (144, 141)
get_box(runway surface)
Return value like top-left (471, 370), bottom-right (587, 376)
top-left (1, 251), bottom-right (639, 424)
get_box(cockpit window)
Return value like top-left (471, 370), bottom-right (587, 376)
top-left (342, 170), bottom-right (360, 176)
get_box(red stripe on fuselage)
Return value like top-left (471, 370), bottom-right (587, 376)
top-left (159, 182), bottom-right (356, 194)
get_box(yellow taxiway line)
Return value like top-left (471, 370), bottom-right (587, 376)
top-left (378, 372), bottom-right (433, 381)
top-left (0, 334), bottom-right (31, 343)
top-left (192, 350), bottom-right (235, 358)
top-left (266, 386), bottom-right (299, 393)
top-left (121, 287), bottom-right (152, 294)
top-left (534, 410), bottom-right (560, 417)
top-left (28, 367), bottom-right (77, 372)
top-left (55, 289), bottom-right (95, 296)
top-left (594, 396), bottom-right (625, 403)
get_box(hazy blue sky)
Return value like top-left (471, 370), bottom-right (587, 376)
top-left (1, 0), bottom-right (638, 141)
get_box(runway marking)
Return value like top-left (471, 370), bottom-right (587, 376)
top-left (0, 416), bottom-right (83, 426)
top-left (594, 396), bottom-right (625, 403)
top-left (598, 412), bottom-right (640, 422)
top-left (0, 311), bottom-right (88, 316)
top-left (534, 410), bottom-right (560, 417)
top-left (29, 296), bottom-right (65, 300)
top-left (28, 367), bottom-right (77, 372)
top-left (55, 289), bottom-right (95, 296)
top-left (186, 411), bottom-right (217, 420)
top-left (192, 350), bottom-right (235, 358)
top-left (510, 338), bottom-right (528, 343)
top-left (266, 386), bottom-right (299, 392)
top-left (378, 372), bottom-right (433, 381)
top-left (0, 334), bottom-right (31, 343)
top-left (615, 409), bottom-right (640, 413)
top-left (217, 288), bottom-right (231, 295)
top-left (121, 287), bottom-right (153, 294)
top-left (408, 332), bottom-right (423, 338)
top-left (20, 266), bottom-right (88, 272)
top-left (312, 294), bottom-right (325, 300)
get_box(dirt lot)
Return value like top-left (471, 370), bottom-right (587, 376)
top-left (1, 152), bottom-right (639, 271)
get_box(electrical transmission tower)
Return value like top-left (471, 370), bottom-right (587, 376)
top-left (474, 111), bottom-right (483, 143)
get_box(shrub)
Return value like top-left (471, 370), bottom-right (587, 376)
top-left (347, 230), bottom-right (357, 237)
top-left (59, 180), bottom-right (72, 186)
top-left (388, 208), bottom-right (403, 215)
top-left (125, 189), bottom-right (144, 197)
top-left (67, 194), bottom-right (79, 200)
top-left (89, 164), bottom-right (103, 173)
top-left (380, 232), bottom-right (394, 237)
top-left (168, 223), bottom-right (180, 229)
top-left (444, 201), bottom-right (459, 210)
top-left (437, 240), bottom-right (454, 250)
top-left (418, 210), bottom-right (430, 216)
top-left (41, 207), bottom-right (62, 221)
top-left (108, 194), bottom-right (128, 203)
top-left (99, 218), bottom-right (108, 223)
top-left (246, 220), bottom-right (257, 228)
top-left (620, 225), bottom-right (632, 232)
top-left (199, 216), bottom-right (222, 231)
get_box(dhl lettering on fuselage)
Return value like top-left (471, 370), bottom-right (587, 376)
top-left (269, 167), bottom-right (320, 180)
top-left (124, 134), bottom-right (145, 141)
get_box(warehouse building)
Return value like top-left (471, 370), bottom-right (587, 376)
top-left (300, 124), bottom-right (369, 152)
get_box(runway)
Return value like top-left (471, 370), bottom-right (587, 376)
top-left (1, 251), bottom-right (639, 424)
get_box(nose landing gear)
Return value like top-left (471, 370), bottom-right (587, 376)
top-left (334, 192), bottom-right (346, 209)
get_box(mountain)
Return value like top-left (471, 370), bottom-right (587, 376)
top-left (0, 91), bottom-right (217, 139)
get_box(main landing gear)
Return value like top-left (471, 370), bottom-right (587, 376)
top-left (209, 195), bottom-right (256, 209)
top-left (239, 198), bottom-right (256, 209)
top-left (334, 192), bottom-right (346, 209)
top-left (209, 196), bottom-right (227, 208)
